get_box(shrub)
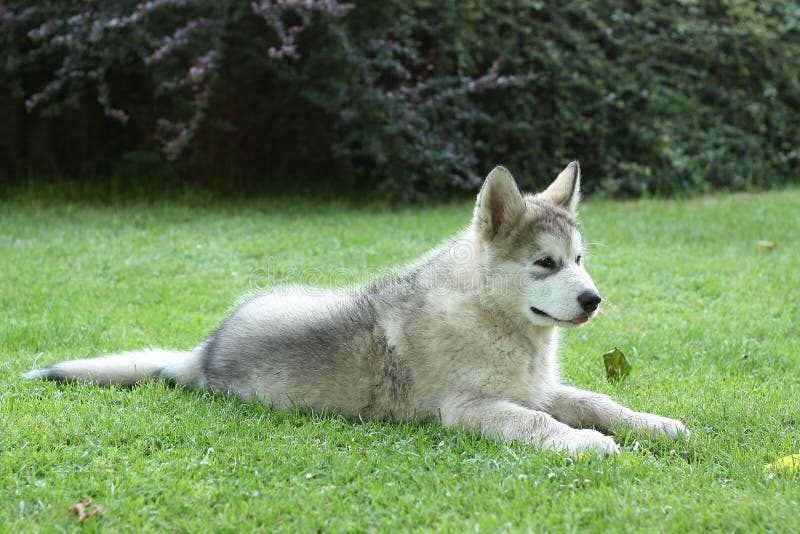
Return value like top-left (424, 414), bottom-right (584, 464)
top-left (1, 0), bottom-right (798, 197)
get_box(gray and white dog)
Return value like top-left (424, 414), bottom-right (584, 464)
top-left (26, 163), bottom-right (688, 454)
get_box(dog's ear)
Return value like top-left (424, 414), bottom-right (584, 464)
top-left (475, 166), bottom-right (524, 239)
top-left (542, 161), bottom-right (581, 214)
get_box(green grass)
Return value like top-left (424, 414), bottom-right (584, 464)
top-left (1, 188), bottom-right (799, 532)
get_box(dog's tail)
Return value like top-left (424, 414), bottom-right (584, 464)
top-left (24, 347), bottom-right (205, 388)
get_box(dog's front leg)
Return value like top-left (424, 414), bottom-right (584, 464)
top-left (440, 397), bottom-right (619, 455)
top-left (547, 385), bottom-right (689, 439)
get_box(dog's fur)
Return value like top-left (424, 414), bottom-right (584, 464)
top-left (26, 163), bottom-right (688, 454)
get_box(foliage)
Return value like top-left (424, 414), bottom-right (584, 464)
top-left (1, 0), bottom-right (799, 197)
top-left (1, 1), bottom-right (352, 160)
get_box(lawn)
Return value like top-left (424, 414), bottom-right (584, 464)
top-left (1, 187), bottom-right (799, 532)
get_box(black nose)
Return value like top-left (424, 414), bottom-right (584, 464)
top-left (577, 291), bottom-right (602, 313)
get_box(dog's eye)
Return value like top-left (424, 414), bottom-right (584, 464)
top-left (576, 255), bottom-right (582, 264)
top-left (535, 257), bottom-right (555, 269)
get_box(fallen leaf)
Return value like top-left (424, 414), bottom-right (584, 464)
top-left (603, 347), bottom-right (631, 381)
top-left (764, 454), bottom-right (800, 474)
top-left (68, 498), bottom-right (103, 523)
top-left (756, 240), bottom-right (780, 250)
top-left (68, 499), bottom-right (90, 522)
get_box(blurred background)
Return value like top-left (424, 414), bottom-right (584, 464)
top-left (1, 0), bottom-right (798, 200)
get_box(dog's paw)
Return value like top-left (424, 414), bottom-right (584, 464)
top-left (632, 413), bottom-right (690, 440)
top-left (550, 428), bottom-right (620, 456)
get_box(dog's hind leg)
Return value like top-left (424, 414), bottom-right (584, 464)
top-left (440, 397), bottom-right (619, 455)
top-left (546, 385), bottom-right (689, 439)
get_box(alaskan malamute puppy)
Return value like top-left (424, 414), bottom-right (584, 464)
top-left (26, 163), bottom-right (688, 454)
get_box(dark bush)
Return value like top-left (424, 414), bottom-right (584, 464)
top-left (1, 0), bottom-right (798, 198)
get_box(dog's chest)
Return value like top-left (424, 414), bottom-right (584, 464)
top-left (381, 295), bottom-right (560, 411)
top-left (477, 330), bottom-right (558, 407)
top-left (416, 319), bottom-right (559, 409)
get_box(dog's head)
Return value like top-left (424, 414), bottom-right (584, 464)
top-left (472, 162), bottom-right (600, 328)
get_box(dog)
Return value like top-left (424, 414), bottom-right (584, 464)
top-left (26, 162), bottom-right (688, 454)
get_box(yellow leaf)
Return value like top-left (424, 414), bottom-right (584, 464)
top-left (756, 240), bottom-right (780, 250)
top-left (603, 347), bottom-right (631, 381)
top-left (764, 454), bottom-right (800, 474)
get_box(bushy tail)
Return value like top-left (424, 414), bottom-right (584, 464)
top-left (24, 347), bottom-right (205, 388)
